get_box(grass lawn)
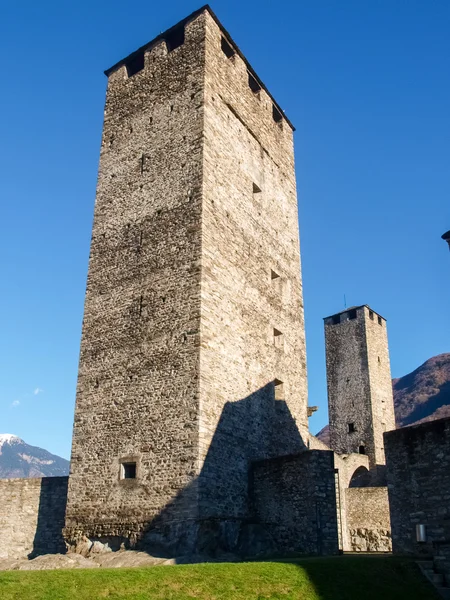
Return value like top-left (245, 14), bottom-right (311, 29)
top-left (0, 556), bottom-right (440, 600)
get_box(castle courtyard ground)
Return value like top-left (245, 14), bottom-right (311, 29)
top-left (0, 556), bottom-right (440, 600)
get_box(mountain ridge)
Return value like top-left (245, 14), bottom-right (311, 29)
top-left (316, 352), bottom-right (450, 445)
top-left (0, 435), bottom-right (69, 479)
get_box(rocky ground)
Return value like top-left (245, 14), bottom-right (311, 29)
top-left (0, 537), bottom-right (239, 571)
top-left (0, 551), bottom-right (180, 571)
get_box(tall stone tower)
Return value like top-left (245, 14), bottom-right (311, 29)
top-left (65, 6), bottom-right (308, 553)
top-left (324, 305), bottom-right (395, 470)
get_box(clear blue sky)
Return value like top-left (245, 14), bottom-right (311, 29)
top-left (0, 1), bottom-right (448, 459)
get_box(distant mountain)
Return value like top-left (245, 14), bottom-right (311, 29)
top-left (316, 353), bottom-right (450, 445)
top-left (0, 434), bottom-right (69, 478)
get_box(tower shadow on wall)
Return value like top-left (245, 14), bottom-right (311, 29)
top-left (29, 476), bottom-right (69, 559)
top-left (138, 381), bottom-right (308, 560)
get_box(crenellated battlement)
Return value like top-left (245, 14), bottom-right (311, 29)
top-left (105, 5), bottom-right (293, 133)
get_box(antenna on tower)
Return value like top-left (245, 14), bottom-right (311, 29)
top-left (344, 294), bottom-right (347, 309)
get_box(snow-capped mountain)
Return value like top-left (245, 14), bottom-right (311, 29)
top-left (0, 434), bottom-right (69, 478)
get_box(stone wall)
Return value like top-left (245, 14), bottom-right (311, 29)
top-left (385, 417), bottom-right (450, 555)
top-left (196, 8), bottom-right (308, 524)
top-left (0, 477), bottom-right (68, 559)
top-left (65, 10), bottom-right (207, 546)
top-left (251, 451), bottom-right (339, 555)
top-left (345, 487), bottom-right (391, 552)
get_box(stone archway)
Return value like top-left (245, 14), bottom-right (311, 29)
top-left (349, 466), bottom-right (371, 488)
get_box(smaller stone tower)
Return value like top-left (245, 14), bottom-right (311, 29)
top-left (324, 305), bottom-right (395, 469)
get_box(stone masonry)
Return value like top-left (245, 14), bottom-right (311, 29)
top-left (324, 305), bottom-right (396, 471)
top-left (252, 451), bottom-right (339, 556)
top-left (345, 487), bottom-right (391, 552)
top-left (385, 417), bottom-right (450, 556)
top-left (64, 6), bottom-right (308, 555)
top-left (0, 477), bottom-right (68, 559)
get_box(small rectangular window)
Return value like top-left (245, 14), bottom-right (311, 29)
top-left (378, 316), bottom-right (382, 326)
top-left (166, 25), bottom-right (185, 52)
top-left (121, 462), bottom-right (136, 479)
top-left (272, 105), bottom-right (283, 124)
top-left (274, 379), bottom-right (284, 401)
top-left (125, 52), bottom-right (145, 78)
top-left (221, 37), bottom-right (235, 58)
top-left (369, 310), bottom-right (374, 320)
top-left (248, 71), bottom-right (261, 94)
top-left (348, 423), bottom-right (355, 433)
top-left (348, 309), bottom-right (357, 320)
top-left (273, 328), bottom-right (284, 349)
top-left (359, 445), bottom-right (366, 455)
top-left (332, 314), bottom-right (340, 325)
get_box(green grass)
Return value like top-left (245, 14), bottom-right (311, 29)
top-left (0, 556), bottom-right (440, 600)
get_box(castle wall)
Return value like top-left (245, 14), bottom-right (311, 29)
top-left (251, 451), bottom-right (339, 555)
top-left (196, 10), bottom-right (308, 522)
top-left (0, 477), bottom-right (68, 559)
top-left (65, 14), bottom-right (208, 543)
top-left (385, 417), bottom-right (450, 556)
top-left (345, 487), bottom-right (391, 552)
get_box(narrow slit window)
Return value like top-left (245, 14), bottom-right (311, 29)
top-left (248, 72), bottom-right (261, 94)
top-left (378, 316), bottom-right (383, 326)
top-left (369, 310), bottom-right (374, 320)
top-left (272, 105), bottom-right (283, 124)
top-left (221, 37), bottom-right (235, 58)
top-left (273, 328), bottom-right (284, 349)
top-left (166, 25), bottom-right (185, 52)
top-left (121, 462), bottom-right (136, 479)
top-left (274, 379), bottom-right (284, 401)
top-left (125, 52), bottom-right (145, 78)
top-left (348, 423), bottom-right (355, 433)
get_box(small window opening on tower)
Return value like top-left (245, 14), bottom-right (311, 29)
top-left (274, 379), bottom-right (284, 401)
top-left (348, 309), bottom-right (357, 320)
top-left (348, 422), bottom-right (356, 433)
top-left (221, 37), bottom-right (235, 58)
top-left (253, 182), bottom-right (262, 194)
top-left (165, 25), bottom-right (185, 52)
top-left (121, 462), bottom-right (136, 479)
top-left (271, 269), bottom-right (280, 280)
top-left (332, 314), bottom-right (340, 325)
top-left (378, 356), bottom-right (381, 363)
top-left (125, 51), bottom-right (145, 78)
top-left (359, 445), bottom-right (366, 455)
top-left (369, 310), bottom-right (374, 320)
top-left (378, 316), bottom-right (383, 326)
top-left (273, 328), bottom-right (284, 348)
top-left (272, 105), bottom-right (283, 124)
top-left (248, 71), bottom-right (261, 94)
